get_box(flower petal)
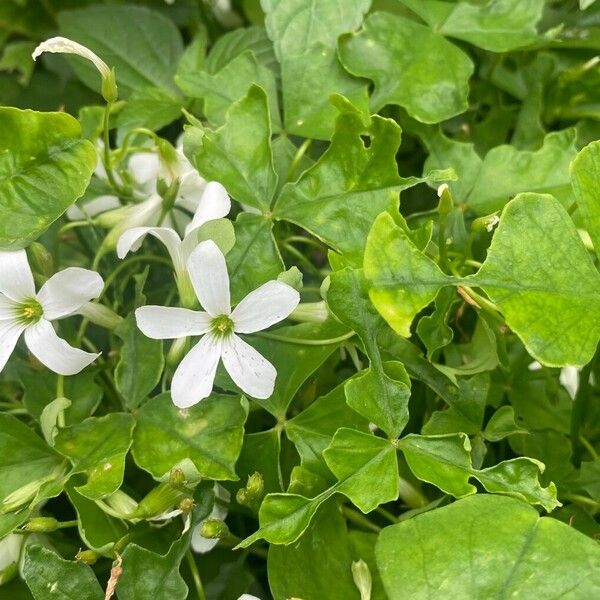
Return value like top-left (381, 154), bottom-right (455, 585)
top-left (66, 194), bottom-right (120, 221)
top-left (221, 334), bottom-right (276, 399)
top-left (135, 306), bottom-right (211, 339)
top-left (24, 319), bottom-right (99, 375)
top-left (0, 250), bottom-right (35, 301)
top-left (0, 319), bottom-right (26, 372)
top-left (171, 333), bottom-right (222, 408)
top-left (187, 240), bottom-right (230, 316)
top-left (0, 295), bottom-right (19, 321)
top-left (231, 281), bottom-right (300, 334)
top-left (117, 226), bottom-right (184, 272)
top-left (37, 268), bottom-right (103, 320)
top-left (128, 151), bottom-right (160, 190)
top-left (184, 181), bottom-right (231, 236)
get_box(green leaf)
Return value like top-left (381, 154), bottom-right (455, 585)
top-left (189, 85), bottom-right (277, 211)
top-left (23, 545), bottom-right (103, 600)
top-left (40, 397), bottom-right (71, 446)
top-left (204, 25), bottom-right (277, 75)
top-left (262, 0), bottom-right (370, 60)
top-left (268, 500), bottom-right (360, 600)
top-left (132, 393), bottom-right (247, 481)
top-left (465, 130), bottom-right (578, 214)
top-left (58, 5), bottom-right (183, 97)
top-left (19, 368), bottom-right (101, 425)
top-left (0, 107), bottom-right (96, 249)
top-left (0, 414), bottom-right (63, 513)
top-left (416, 287), bottom-right (457, 357)
top-left (117, 537), bottom-right (188, 600)
top-left (53, 413), bottom-right (135, 500)
top-left (275, 104), bottom-right (416, 263)
top-left (328, 268), bottom-right (411, 438)
top-left (365, 194), bottom-right (600, 367)
top-left (226, 212), bottom-right (284, 304)
top-left (239, 429), bottom-right (398, 547)
top-left (364, 211), bottom-right (450, 338)
top-left (177, 51), bottom-right (281, 130)
top-left (399, 0), bottom-right (545, 52)
top-left (339, 13), bottom-right (473, 123)
top-left (323, 428), bottom-right (399, 512)
top-left (0, 40), bottom-right (36, 85)
top-left (286, 383), bottom-right (369, 479)
top-left (376, 495), bottom-right (600, 599)
top-left (282, 45), bottom-right (369, 140)
top-left (399, 433), bottom-right (559, 511)
top-left (115, 313), bottom-right (164, 409)
top-left (66, 486), bottom-right (127, 554)
top-left (116, 87), bottom-right (183, 132)
top-left (471, 193), bottom-right (600, 366)
top-left (571, 140), bottom-right (600, 255)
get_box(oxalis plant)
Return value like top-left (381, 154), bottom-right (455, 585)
top-left (1, 0), bottom-right (600, 598)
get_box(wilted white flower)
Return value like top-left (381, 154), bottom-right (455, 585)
top-left (559, 366), bottom-right (579, 400)
top-left (0, 250), bottom-right (102, 375)
top-left (32, 36), bottom-right (117, 102)
top-left (136, 240), bottom-right (300, 407)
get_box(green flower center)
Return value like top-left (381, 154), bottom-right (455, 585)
top-left (17, 298), bottom-right (43, 325)
top-left (211, 314), bottom-right (234, 337)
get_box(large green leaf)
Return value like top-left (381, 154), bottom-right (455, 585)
top-left (53, 413), bottom-right (135, 500)
top-left (58, 5), bottom-right (183, 97)
top-left (571, 140), bottom-right (600, 255)
top-left (339, 12), bottom-right (473, 123)
top-left (376, 495), bottom-right (600, 599)
top-left (399, 0), bottom-right (545, 52)
top-left (23, 545), bottom-right (103, 600)
top-left (0, 107), bottom-right (96, 248)
top-left (0, 414), bottom-right (63, 514)
top-left (189, 85), bottom-right (277, 212)
top-left (132, 393), bottom-right (247, 481)
top-left (365, 194), bottom-right (600, 366)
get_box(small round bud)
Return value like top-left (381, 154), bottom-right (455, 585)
top-left (179, 498), bottom-right (194, 514)
top-left (199, 519), bottom-right (229, 539)
top-left (169, 468), bottom-right (186, 489)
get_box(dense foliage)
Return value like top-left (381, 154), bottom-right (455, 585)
top-left (1, 0), bottom-right (600, 598)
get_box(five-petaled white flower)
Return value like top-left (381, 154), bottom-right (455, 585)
top-left (135, 240), bottom-right (300, 407)
top-left (0, 250), bottom-right (103, 375)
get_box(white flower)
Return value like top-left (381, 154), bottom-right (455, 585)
top-left (191, 484), bottom-right (229, 554)
top-left (0, 534), bottom-right (23, 575)
top-left (0, 250), bottom-right (102, 375)
top-left (32, 36), bottom-right (111, 79)
top-left (135, 240), bottom-right (300, 407)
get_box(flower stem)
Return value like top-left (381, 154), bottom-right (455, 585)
top-left (286, 138), bottom-right (312, 182)
top-left (341, 506), bottom-right (381, 533)
top-left (186, 550), bottom-right (206, 600)
top-left (256, 330), bottom-right (355, 346)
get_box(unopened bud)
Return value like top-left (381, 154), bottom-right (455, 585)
top-left (437, 184), bottom-right (453, 216)
top-left (105, 490), bottom-right (138, 518)
top-left (352, 559), bottom-right (372, 600)
top-left (289, 301), bottom-right (329, 324)
top-left (167, 336), bottom-right (191, 367)
top-left (76, 549), bottom-right (100, 565)
top-left (236, 472), bottom-right (264, 512)
top-left (472, 212), bottom-right (500, 234)
top-left (199, 518), bottom-right (229, 539)
top-left (78, 302), bottom-right (122, 329)
top-left (169, 468), bottom-right (186, 489)
top-left (27, 242), bottom-right (54, 278)
top-left (23, 516), bottom-right (59, 532)
top-left (179, 498), bottom-right (194, 514)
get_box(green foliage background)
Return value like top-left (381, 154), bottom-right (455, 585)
top-left (1, 0), bottom-right (600, 598)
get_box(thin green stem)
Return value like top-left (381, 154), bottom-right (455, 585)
top-left (256, 330), bottom-right (355, 346)
top-left (101, 255), bottom-right (172, 296)
top-left (375, 506), bottom-right (399, 524)
top-left (342, 506), bottom-right (381, 533)
top-left (563, 494), bottom-right (600, 511)
top-left (286, 138), bottom-right (312, 181)
top-left (579, 435), bottom-right (599, 460)
top-left (56, 519), bottom-right (79, 529)
top-left (186, 550), bottom-right (206, 600)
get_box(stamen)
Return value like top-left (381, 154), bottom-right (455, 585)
top-left (211, 314), bottom-right (234, 337)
